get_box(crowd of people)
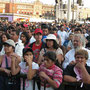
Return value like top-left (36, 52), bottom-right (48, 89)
top-left (0, 21), bottom-right (90, 90)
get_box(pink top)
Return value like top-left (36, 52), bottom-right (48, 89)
top-left (39, 64), bottom-right (63, 88)
top-left (1, 54), bottom-right (11, 68)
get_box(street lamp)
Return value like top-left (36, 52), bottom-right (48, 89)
top-left (72, 0), bottom-right (74, 23)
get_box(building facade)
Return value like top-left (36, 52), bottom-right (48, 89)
top-left (55, 0), bottom-right (90, 22)
top-left (0, 0), bottom-right (55, 21)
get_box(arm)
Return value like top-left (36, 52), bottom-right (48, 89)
top-left (27, 61), bottom-right (37, 80)
top-left (11, 55), bottom-right (20, 75)
top-left (39, 72), bottom-right (58, 88)
top-left (25, 55), bottom-right (38, 80)
top-left (57, 54), bottom-right (63, 64)
top-left (56, 48), bottom-right (64, 64)
top-left (0, 56), bottom-right (4, 72)
top-left (0, 56), bottom-right (11, 75)
top-left (75, 62), bottom-right (90, 84)
top-left (37, 49), bottom-right (45, 65)
top-left (81, 66), bottom-right (90, 84)
top-left (64, 75), bottom-right (77, 82)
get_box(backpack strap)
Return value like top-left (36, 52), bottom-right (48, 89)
top-left (5, 56), bottom-right (8, 69)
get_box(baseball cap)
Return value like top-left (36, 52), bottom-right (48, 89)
top-left (3, 39), bottom-right (15, 48)
top-left (23, 24), bottom-right (28, 28)
top-left (34, 28), bottom-right (43, 34)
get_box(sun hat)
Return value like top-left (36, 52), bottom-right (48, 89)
top-left (44, 34), bottom-right (58, 44)
top-left (34, 28), bottom-right (43, 34)
top-left (3, 39), bottom-right (15, 48)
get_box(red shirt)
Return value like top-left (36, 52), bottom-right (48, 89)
top-left (32, 42), bottom-right (42, 63)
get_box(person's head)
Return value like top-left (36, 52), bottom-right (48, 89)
top-left (72, 34), bottom-right (86, 51)
top-left (74, 28), bottom-right (82, 34)
top-left (23, 47), bottom-right (33, 62)
top-left (42, 26), bottom-right (49, 36)
top-left (20, 32), bottom-right (30, 46)
top-left (26, 29), bottom-right (32, 38)
top-left (45, 34), bottom-right (59, 49)
top-left (82, 28), bottom-right (87, 34)
top-left (60, 25), bottom-right (65, 31)
top-left (22, 24), bottom-right (29, 32)
top-left (75, 49), bottom-right (88, 65)
top-left (1, 33), bottom-right (10, 43)
top-left (34, 28), bottom-right (43, 42)
top-left (68, 33), bottom-right (74, 40)
top-left (43, 51), bottom-right (56, 68)
top-left (3, 39), bottom-right (15, 54)
top-left (71, 25), bottom-right (75, 32)
top-left (11, 30), bottom-right (20, 42)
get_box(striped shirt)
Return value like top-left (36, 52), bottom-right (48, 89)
top-left (39, 64), bottom-right (63, 88)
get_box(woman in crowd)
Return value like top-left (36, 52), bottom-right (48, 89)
top-left (0, 39), bottom-right (20, 90)
top-left (20, 32), bottom-right (30, 48)
top-left (38, 34), bottom-right (63, 68)
top-left (11, 47), bottom-right (39, 90)
top-left (63, 49), bottom-right (90, 90)
top-left (0, 33), bottom-right (11, 55)
top-left (39, 51), bottom-right (63, 90)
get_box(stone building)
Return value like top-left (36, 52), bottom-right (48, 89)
top-left (0, 0), bottom-right (55, 21)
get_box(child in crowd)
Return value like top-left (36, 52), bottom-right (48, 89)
top-left (11, 47), bottom-right (39, 90)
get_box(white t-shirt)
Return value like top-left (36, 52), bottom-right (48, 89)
top-left (19, 61), bottom-right (39, 90)
top-left (62, 47), bottom-right (90, 69)
top-left (57, 30), bottom-right (68, 46)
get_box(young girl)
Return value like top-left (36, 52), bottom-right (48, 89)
top-left (11, 47), bottom-right (39, 90)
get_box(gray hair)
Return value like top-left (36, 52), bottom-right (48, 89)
top-left (72, 34), bottom-right (86, 47)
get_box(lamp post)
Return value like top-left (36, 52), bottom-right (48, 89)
top-left (72, 0), bottom-right (74, 23)
top-left (67, 0), bottom-right (71, 22)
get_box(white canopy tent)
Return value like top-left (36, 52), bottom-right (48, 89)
top-left (29, 18), bottom-right (54, 23)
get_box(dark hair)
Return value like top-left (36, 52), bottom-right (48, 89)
top-left (46, 40), bottom-right (59, 49)
top-left (7, 26), bottom-right (15, 30)
top-left (60, 25), bottom-right (64, 28)
top-left (12, 30), bottom-right (20, 36)
top-left (23, 47), bottom-right (33, 56)
top-left (71, 25), bottom-right (76, 29)
top-left (44, 51), bottom-right (56, 62)
top-left (74, 28), bottom-right (82, 33)
top-left (52, 28), bottom-right (58, 31)
top-left (1, 33), bottom-right (11, 42)
top-left (75, 49), bottom-right (88, 60)
top-left (21, 32), bottom-right (30, 46)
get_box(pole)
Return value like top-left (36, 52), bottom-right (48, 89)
top-left (72, 0), bottom-right (74, 23)
top-left (67, 0), bottom-right (71, 22)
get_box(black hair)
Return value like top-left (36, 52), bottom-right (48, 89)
top-left (46, 40), bottom-right (59, 49)
top-left (1, 33), bottom-right (11, 42)
top-left (23, 47), bottom-right (33, 56)
top-left (21, 32), bottom-right (30, 46)
top-left (74, 28), bottom-right (82, 33)
top-left (52, 27), bottom-right (58, 31)
top-left (12, 30), bottom-right (20, 36)
top-left (44, 51), bottom-right (56, 62)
